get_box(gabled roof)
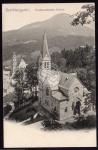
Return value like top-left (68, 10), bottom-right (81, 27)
top-left (19, 58), bottom-right (28, 69)
top-left (14, 55), bottom-right (28, 68)
top-left (40, 29), bottom-right (51, 59)
top-left (59, 73), bottom-right (77, 90)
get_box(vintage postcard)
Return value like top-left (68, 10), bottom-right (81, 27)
top-left (2, 3), bottom-right (96, 147)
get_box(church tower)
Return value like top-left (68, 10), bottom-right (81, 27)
top-left (12, 50), bottom-right (17, 74)
top-left (39, 29), bottom-right (51, 70)
top-left (38, 29), bottom-right (51, 106)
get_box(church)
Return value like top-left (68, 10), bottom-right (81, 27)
top-left (38, 30), bottom-right (91, 121)
top-left (12, 51), bottom-right (28, 75)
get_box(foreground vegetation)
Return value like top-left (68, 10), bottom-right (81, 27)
top-left (41, 114), bottom-right (96, 131)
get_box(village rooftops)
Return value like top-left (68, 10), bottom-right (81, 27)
top-left (52, 91), bottom-right (68, 101)
top-left (3, 70), bottom-right (11, 75)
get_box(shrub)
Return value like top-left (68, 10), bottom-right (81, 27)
top-left (42, 118), bottom-right (62, 130)
top-left (72, 115), bottom-right (96, 129)
top-left (3, 104), bottom-right (12, 117)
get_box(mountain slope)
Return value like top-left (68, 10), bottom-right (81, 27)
top-left (3, 13), bottom-right (95, 62)
top-left (3, 35), bottom-right (95, 66)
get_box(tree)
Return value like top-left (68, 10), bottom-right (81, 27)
top-left (71, 4), bottom-right (95, 26)
top-left (13, 70), bottom-right (25, 108)
top-left (57, 58), bottom-right (66, 72)
top-left (51, 52), bottom-right (61, 65)
top-left (25, 62), bottom-right (38, 99)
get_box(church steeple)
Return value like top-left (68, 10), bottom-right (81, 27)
top-left (39, 29), bottom-right (51, 70)
top-left (41, 29), bottom-right (50, 59)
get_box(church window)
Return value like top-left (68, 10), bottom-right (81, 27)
top-left (74, 87), bottom-right (79, 92)
top-left (54, 107), bottom-right (56, 111)
top-left (44, 62), bottom-right (46, 68)
top-left (47, 62), bottom-right (49, 68)
top-left (46, 87), bottom-right (49, 96)
top-left (72, 102), bottom-right (74, 110)
top-left (65, 107), bottom-right (67, 112)
top-left (45, 99), bottom-right (49, 105)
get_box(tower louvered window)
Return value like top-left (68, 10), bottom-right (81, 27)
top-left (44, 62), bottom-right (46, 68)
top-left (47, 62), bottom-right (49, 68)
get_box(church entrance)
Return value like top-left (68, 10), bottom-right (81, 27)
top-left (73, 101), bottom-right (81, 117)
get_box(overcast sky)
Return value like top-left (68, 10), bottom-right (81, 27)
top-left (2, 3), bottom-right (95, 32)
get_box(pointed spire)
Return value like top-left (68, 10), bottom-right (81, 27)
top-left (20, 54), bottom-right (25, 63)
top-left (41, 29), bottom-right (50, 58)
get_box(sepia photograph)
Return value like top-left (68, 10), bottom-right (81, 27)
top-left (2, 3), bottom-right (96, 147)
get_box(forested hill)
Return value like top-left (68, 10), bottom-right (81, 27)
top-left (3, 13), bottom-right (94, 62)
top-left (3, 35), bottom-right (95, 63)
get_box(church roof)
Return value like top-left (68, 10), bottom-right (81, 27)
top-left (18, 57), bottom-right (28, 69)
top-left (13, 55), bottom-right (28, 69)
top-left (52, 91), bottom-right (68, 101)
top-left (39, 70), bottom-right (82, 91)
top-left (40, 29), bottom-right (51, 59)
top-left (59, 73), bottom-right (77, 90)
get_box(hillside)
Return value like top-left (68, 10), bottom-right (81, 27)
top-left (2, 13), bottom-right (95, 63)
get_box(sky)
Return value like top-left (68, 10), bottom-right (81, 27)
top-left (2, 3), bottom-right (95, 32)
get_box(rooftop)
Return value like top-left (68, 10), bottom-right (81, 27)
top-left (52, 91), bottom-right (68, 101)
top-left (59, 72), bottom-right (77, 90)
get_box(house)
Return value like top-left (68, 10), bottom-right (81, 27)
top-left (38, 30), bottom-right (91, 121)
top-left (3, 70), bottom-right (11, 82)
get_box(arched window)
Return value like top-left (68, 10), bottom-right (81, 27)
top-left (46, 87), bottom-right (49, 96)
top-left (74, 87), bottom-right (79, 92)
top-left (44, 62), bottom-right (46, 68)
top-left (47, 62), bottom-right (49, 68)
